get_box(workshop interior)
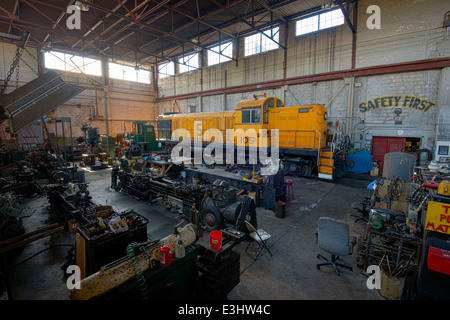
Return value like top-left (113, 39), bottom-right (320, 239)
top-left (0, 0), bottom-right (449, 303)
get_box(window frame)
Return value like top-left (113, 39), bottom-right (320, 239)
top-left (108, 62), bottom-right (151, 84)
top-left (158, 61), bottom-right (175, 78)
top-left (207, 41), bottom-right (233, 66)
top-left (244, 27), bottom-right (280, 57)
top-left (44, 51), bottom-right (102, 76)
top-left (295, 8), bottom-right (344, 37)
top-left (241, 108), bottom-right (262, 124)
top-left (178, 53), bottom-right (199, 73)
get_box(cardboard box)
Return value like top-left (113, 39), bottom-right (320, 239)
top-left (370, 162), bottom-right (379, 176)
top-left (252, 177), bottom-right (263, 184)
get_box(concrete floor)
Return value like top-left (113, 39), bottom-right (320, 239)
top-left (2, 166), bottom-right (383, 300)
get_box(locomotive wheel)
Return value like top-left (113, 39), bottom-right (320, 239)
top-left (201, 207), bottom-right (222, 232)
top-left (289, 163), bottom-right (297, 173)
top-left (301, 163), bottom-right (312, 177)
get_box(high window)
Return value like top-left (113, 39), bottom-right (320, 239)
top-left (179, 53), bottom-right (199, 73)
top-left (159, 61), bottom-right (175, 78)
top-left (296, 9), bottom-right (344, 36)
top-left (44, 51), bottom-right (102, 76)
top-left (109, 62), bottom-right (151, 84)
top-left (208, 42), bottom-right (233, 66)
top-left (244, 27), bottom-right (279, 56)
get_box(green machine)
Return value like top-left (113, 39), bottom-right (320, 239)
top-left (129, 121), bottom-right (161, 156)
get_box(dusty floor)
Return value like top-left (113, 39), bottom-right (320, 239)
top-left (1, 165), bottom-right (383, 300)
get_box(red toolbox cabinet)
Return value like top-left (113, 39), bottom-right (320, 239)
top-left (427, 246), bottom-right (450, 276)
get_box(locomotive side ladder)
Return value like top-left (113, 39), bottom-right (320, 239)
top-left (318, 148), bottom-right (334, 181)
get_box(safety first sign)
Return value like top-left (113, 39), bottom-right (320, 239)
top-left (425, 201), bottom-right (450, 235)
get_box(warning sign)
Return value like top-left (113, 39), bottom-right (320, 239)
top-left (425, 201), bottom-right (450, 235)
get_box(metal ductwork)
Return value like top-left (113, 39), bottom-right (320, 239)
top-left (0, 70), bottom-right (84, 134)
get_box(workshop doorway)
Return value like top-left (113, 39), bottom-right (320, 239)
top-left (372, 136), bottom-right (421, 175)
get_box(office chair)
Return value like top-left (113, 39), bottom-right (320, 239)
top-left (315, 217), bottom-right (356, 276)
top-left (245, 221), bottom-right (272, 261)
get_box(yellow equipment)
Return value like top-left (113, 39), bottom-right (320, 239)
top-left (157, 95), bottom-right (338, 180)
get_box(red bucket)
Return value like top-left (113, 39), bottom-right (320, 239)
top-left (210, 230), bottom-right (222, 251)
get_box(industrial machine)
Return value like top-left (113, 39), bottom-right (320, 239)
top-left (70, 222), bottom-right (243, 300)
top-left (80, 125), bottom-right (100, 148)
top-left (0, 194), bottom-right (24, 241)
top-left (200, 179), bottom-right (257, 232)
top-left (45, 171), bottom-right (150, 278)
top-left (112, 168), bottom-right (257, 233)
top-left (157, 95), bottom-right (344, 180)
top-left (434, 140), bottom-right (450, 163)
top-left (126, 121), bottom-right (161, 158)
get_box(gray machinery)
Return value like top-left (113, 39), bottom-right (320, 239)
top-left (201, 179), bottom-right (257, 233)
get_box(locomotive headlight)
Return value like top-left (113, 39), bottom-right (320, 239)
top-left (324, 112), bottom-right (328, 121)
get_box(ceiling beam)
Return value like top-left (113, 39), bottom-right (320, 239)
top-left (71, 0), bottom-right (129, 49)
top-left (208, 0), bottom-right (286, 49)
top-left (21, 0), bottom-right (66, 35)
top-left (0, 14), bottom-right (163, 63)
top-left (42, 0), bottom-right (76, 43)
top-left (337, 0), bottom-right (356, 34)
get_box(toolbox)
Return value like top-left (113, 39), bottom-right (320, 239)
top-left (427, 246), bottom-right (450, 275)
top-left (77, 209), bottom-right (149, 276)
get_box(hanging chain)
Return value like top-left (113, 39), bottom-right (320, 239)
top-left (15, 59), bottom-right (20, 90)
top-left (0, 30), bottom-right (30, 95)
top-left (20, 57), bottom-right (39, 76)
top-left (0, 43), bottom-right (25, 95)
top-left (24, 47), bottom-right (40, 75)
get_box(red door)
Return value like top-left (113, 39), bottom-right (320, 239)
top-left (372, 137), bottom-right (406, 175)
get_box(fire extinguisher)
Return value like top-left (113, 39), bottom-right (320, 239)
top-left (160, 245), bottom-right (173, 266)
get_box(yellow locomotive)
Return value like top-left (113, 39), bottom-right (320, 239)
top-left (157, 95), bottom-right (340, 180)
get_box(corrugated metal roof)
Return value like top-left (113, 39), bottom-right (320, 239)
top-left (0, 0), bottom-right (347, 66)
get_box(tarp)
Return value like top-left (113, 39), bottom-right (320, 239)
top-left (346, 150), bottom-right (374, 174)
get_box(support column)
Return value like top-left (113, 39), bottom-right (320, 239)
top-left (102, 60), bottom-right (110, 157)
top-left (435, 67), bottom-right (450, 142)
top-left (346, 77), bottom-right (355, 137)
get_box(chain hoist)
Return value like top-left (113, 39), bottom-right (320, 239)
top-left (21, 47), bottom-right (40, 76)
top-left (0, 30), bottom-right (30, 96)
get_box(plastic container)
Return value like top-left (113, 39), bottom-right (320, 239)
top-left (160, 245), bottom-right (173, 266)
top-left (210, 230), bottom-right (223, 251)
top-left (175, 238), bottom-right (186, 259)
